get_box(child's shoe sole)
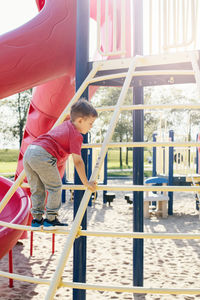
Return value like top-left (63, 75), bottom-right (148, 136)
top-left (43, 225), bottom-right (68, 231)
top-left (31, 225), bottom-right (43, 231)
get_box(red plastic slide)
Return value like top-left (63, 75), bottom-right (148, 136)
top-left (0, 177), bottom-right (30, 259)
top-left (0, 0), bottom-right (77, 258)
top-left (0, 0), bottom-right (131, 258)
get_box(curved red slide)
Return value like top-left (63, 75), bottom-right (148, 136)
top-left (0, 0), bottom-right (131, 258)
top-left (0, 177), bottom-right (30, 259)
top-left (0, 0), bottom-right (77, 257)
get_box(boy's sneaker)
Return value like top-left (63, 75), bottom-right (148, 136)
top-left (43, 217), bottom-right (68, 230)
top-left (31, 218), bottom-right (43, 230)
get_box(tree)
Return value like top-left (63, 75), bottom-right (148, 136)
top-left (91, 83), bottom-right (199, 169)
top-left (0, 89), bottom-right (31, 149)
top-left (92, 86), bottom-right (133, 168)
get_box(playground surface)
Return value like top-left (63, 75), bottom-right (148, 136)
top-left (0, 179), bottom-right (200, 300)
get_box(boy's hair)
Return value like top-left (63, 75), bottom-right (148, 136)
top-left (70, 98), bottom-right (98, 122)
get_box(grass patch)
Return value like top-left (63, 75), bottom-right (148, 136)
top-left (108, 170), bottom-right (132, 177)
top-left (0, 149), bottom-right (19, 176)
top-left (0, 149), bottom-right (19, 162)
top-left (107, 149), bottom-right (152, 177)
top-left (0, 149), bottom-right (152, 179)
top-left (108, 170), bottom-right (152, 178)
top-left (0, 162), bottom-right (17, 174)
top-left (107, 149), bottom-right (132, 169)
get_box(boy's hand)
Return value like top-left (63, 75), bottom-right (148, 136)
top-left (72, 154), bottom-right (97, 192)
top-left (86, 181), bottom-right (97, 192)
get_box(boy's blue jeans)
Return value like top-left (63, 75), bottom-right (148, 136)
top-left (23, 145), bottom-right (62, 221)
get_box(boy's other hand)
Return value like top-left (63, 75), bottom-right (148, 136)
top-left (86, 181), bottom-right (97, 192)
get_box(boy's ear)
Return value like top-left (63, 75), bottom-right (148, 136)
top-left (76, 117), bottom-right (83, 124)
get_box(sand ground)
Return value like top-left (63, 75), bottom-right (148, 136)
top-left (0, 178), bottom-right (200, 300)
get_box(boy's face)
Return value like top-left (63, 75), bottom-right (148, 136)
top-left (75, 116), bottom-right (97, 134)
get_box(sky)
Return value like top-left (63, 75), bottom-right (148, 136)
top-left (0, 1), bottom-right (38, 149)
top-left (0, 0), bottom-right (97, 149)
top-left (0, 0), bottom-right (38, 35)
top-left (0, 0), bottom-right (96, 56)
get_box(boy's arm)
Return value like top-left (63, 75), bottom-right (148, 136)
top-left (72, 153), bottom-right (97, 192)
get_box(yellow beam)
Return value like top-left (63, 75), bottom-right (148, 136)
top-left (89, 69), bottom-right (194, 84)
top-left (61, 281), bottom-right (200, 295)
top-left (0, 270), bottom-right (49, 285)
top-left (93, 51), bottom-right (199, 71)
top-left (1, 270), bottom-right (200, 296)
top-left (96, 104), bottom-right (200, 112)
top-left (1, 221), bottom-right (200, 240)
top-left (81, 230), bottom-right (200, 240)
top-left (82, 141), bottom-right (200, 149)
top-left (20, 183), bottom-right (200, 192)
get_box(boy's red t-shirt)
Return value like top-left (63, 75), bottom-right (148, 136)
top-left (32, 120), bottom-right (83, 176)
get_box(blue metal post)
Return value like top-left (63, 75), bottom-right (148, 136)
top-left (152, 133), bottom-right (157, 177)
top-left (88, 148), bottom-right (93, 206)
top-left (196, 134), bottom-right (199, 174)
top-left (168, 130), bottom-right (174, 215)
top-left (103, 153), bottom-right (108, 203)
top-left (73, 1), bottom-right (89, 299)
top-left (133, 0), bottom-right (144, 288)
top-left (61, 170), bottom-right (67, 203)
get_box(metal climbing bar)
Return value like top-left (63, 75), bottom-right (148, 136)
top-left (45, 56), bottom-right (139, 300)
top-left (81, 141), bottom-right (200, 149)
top-left (1, 219), bottom-right (200, 240)
top-left (20, 183), bottom-right (200, 192)
top-left (1, 270), bottom-right (200, 295)
top-left (95, 103), bottom-right (200, 112)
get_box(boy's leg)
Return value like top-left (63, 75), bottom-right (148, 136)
top-left (24, 145), bottom-right (62, 221)
top-left (39, 166), bottom-right (62, 221)
top-left (23, 149), bottom-right (46, 220)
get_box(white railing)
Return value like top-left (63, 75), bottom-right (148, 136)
top-left (96, 0), bottom-right (126, 57)
top-left (145, 0), bottom-right (199, 54)
top-left (95, 0), bottom-right (200, 58)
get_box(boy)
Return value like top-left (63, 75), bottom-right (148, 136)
top-left (23, 98), bottom-right (98, 230)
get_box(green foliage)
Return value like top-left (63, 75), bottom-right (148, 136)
top-left (0, 89), bottom-right (32, 149)
top-left (92, 84), bottom-right (199, 144)
top-left (92, 87), bottom-right (133, 143)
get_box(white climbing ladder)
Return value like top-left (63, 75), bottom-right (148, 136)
top-left (45, 56), bottom-right (139, 300)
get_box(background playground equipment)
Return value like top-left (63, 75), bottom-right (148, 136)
top-left (152, 129), bottom-right (199, 215)
top-left (144, 177), bottom-right (169, 218)
top-left (1, 0), bottom-right (200, 299)
top-left (153, 130), bottom-right (198, 179)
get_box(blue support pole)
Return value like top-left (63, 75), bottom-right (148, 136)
top-left (168, 130), bottom-right (174, 215)
top-left (196, 134), bottom-right (199, 174)
top-left (88, 148), bottom-right (93, 206)
top-left (61, 170), bottom-right (67, 203)
top-left (103, 153), bottom-right (108, 203)
top-left (152, 133), bottom-right (157, 177)
top-left (132, 0), bottom-right (144, 288)
top-left (73, 1), bottom-right (89, 299)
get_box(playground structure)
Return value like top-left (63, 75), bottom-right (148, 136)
top-left (153, 129), bottom-right (198, 178)
top-left (1, 0), bottom-right (200, 299)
